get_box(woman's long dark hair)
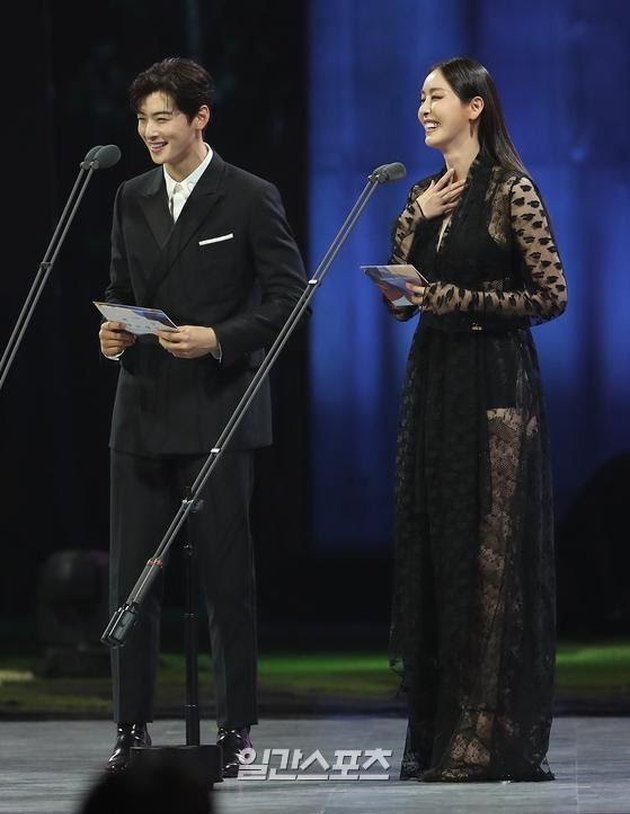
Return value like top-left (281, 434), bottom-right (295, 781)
top-left (431, 57), bottom-right (527, 176)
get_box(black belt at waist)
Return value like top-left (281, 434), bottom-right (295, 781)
top-left (421, 312), bottom-right (529, 333)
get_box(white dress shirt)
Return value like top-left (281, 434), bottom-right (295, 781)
top-left (164, 143), bottom-right (214, 221)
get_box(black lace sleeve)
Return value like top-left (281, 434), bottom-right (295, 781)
top-left (422, 177), bottom-right (568, 326)
top-left (382, 180), bottom-right (432, 321)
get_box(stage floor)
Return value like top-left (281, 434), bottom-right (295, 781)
top-left (1, 716), bottom-right (628, 814)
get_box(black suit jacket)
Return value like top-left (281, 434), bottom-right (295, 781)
top-left (105, 151), bottom-right (307, 455)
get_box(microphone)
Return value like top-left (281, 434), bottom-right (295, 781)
top-left (92, 144), bottom-right (122, 169)
top-left (1, 141), bottom-right (121, 393)
top-left (79, 145), bottom-right (103, 170)
top-left (368, 162), bottom-right (407, 184)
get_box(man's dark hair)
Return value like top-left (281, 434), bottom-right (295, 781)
top-left (129, 57), bottom-right (215, 122)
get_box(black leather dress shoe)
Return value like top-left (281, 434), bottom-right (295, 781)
top-left (217, 726), bottom-right (252, 778)
top-left (105, 723), bottom-right (151, 772)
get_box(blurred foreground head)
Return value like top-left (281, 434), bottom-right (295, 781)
top-left (77, 750), bottom-right (215, 814)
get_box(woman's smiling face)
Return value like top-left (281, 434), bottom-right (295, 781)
top-left (418, 68), bottom-right (481, 152)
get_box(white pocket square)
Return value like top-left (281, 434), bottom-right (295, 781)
top-left (199, 233), bottom-right (234, 246)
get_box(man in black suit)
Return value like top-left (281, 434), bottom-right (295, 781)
top-left (98, 57), bottom-right (307, 778)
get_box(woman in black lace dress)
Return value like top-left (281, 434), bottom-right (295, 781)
top-left (384, 57), bottom-right (568, 782)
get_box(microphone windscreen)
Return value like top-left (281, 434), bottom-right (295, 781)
top-left (382, 162), bottom-right (406, 182)
top-left (369, 162), bottom-right (407, 183)
top-left (80, 145), bottom-right (103, 169)
top-left (93, 144), bottom-right (122, 169)
top-left (369, 161), bottom-right (407, 184)
top-left (84, 145), bottom-right (103, 161)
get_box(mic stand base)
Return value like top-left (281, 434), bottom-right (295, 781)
top-left (127, 538), bottom-right (223, 787)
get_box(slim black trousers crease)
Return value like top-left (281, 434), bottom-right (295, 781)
top-left (109, 448), bottom-right (258, 729)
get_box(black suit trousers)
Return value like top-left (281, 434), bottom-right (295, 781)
top-left (109, 448), bottom-right (257, 729)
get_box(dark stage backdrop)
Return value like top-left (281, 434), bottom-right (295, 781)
top-left (1, 0), bottom-right (316, 642)
top-left (2, 1), bottom-right (628, 646)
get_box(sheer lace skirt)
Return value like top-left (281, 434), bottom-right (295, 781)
top-left (389, 323), bottom-right (555, 782)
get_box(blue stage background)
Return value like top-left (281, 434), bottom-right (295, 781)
top-left (1, 0), bottom-right (628, 633)
top-left (307, 0), bottom-right (630, 553)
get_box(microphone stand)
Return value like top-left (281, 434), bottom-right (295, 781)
top-left (0, 144), bottom-right (121, 393)
top-left (100, 160), bottom-right (406, 783)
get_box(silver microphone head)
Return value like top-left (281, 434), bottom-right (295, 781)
top-left (368, 162), bottom-right (407, 184)
top-left (80, 145), bottom-right (103, 170)
top-left (92, 144), bottom-right (122, 169)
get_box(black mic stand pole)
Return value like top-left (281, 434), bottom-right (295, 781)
top-left (0, 144), bottom-right (121, 393)
top-left (183, 536), bottom-right (201, 747)
top-left (100, 160), bottom-right (406, 784)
